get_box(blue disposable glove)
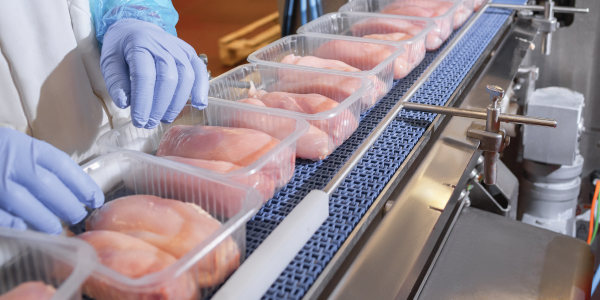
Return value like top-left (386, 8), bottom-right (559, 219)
top-left (0, 129), bottom-right (104, 235)
top-left (101, 19), bottom-right (209, 129)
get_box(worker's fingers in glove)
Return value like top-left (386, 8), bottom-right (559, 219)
top-left (34, 140), bottom-right (104, 209)
top-left (126, 48), bottom-right (157, 128)
top-left (161, 49), bottom-right (196, 123)
top-left (190, 55), bottom-right (209, 110)
top-left (0, 184), bottom-right (63, 235)
top-left (144, 50), bottom-right (179, 129)
top-left (0, 208), bottom-right (27, 231)
top-left (101, 43), bottom-right (132, 109)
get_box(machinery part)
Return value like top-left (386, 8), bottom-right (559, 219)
top-left (523, 87), bottom-right (584, 165)
top-left (469, 159), bottom-right (519, 219)
top-left (404, 85), bottom-right (557, 185)
top-left (417, 207), bottom-right (592, 299)
top-left (513, 65), bottom-right (539, 106)
top-left (198, 54), bottom-right (212, 79)
top-left (523, 154), bottom-right (584, 183)
top-left (489, 1), bottom-right (588, 55)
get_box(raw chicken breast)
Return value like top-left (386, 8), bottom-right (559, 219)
top-left (0, 282), bottom-right (55, 300)
top-left (380, 0), bottom-right (454, 50)
top-left (453, 3), bottom-right (473, 29)
top-left (243, 83), bottom-right (359, 150)
top-left (474, 0), bottom-right (485, 11)
top-left (87, 196), bottom-right (241, 288)
top-left (156, 125), bottom-right (290, 183)
top-left (350, 18), bottom-right (424, 37)
top-left (361, 32), bottom-right (426, 78)
top-left (237, 98), bottom-right (334, 160)
top-left (314, 39), bottom-right (408, 80)
top-left (161, 156), bottom-right (274, 216)
top-left (363, 32), bottom-right (413, 42)
top-left (281, 54), bottom-right (361, 72)
top-left (76, 230), bottom-right (196, 300)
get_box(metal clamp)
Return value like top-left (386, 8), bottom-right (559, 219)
top-left (490, 1), bottom-right (589, 55)
top-left (403, 85), bottom-right (557, 186)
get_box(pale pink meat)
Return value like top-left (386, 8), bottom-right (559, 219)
top-left (243, 84), bottom-right (359, 150)
top-left (314, 39), bottom-right (408, 80)
top-left (237, 98), bottom-right (334, 160)
top-left (0, 282), bottom-right (55, 300)
top-left (350, 18), bottom-right (424, 37)
top-left (275, 57), bottom-right (386, 109)
top-left (453, 3), bottom-right (473, 29)
top-left (86, 196), bottom-right (241, 288)
top-left (76, 230), bottom-right (196, 300)
top-left (474, 0), bottom-right (485, 11)
top-left (156, 125), bottom-right (291, 183)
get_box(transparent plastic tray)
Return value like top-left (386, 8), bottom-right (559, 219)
top-left (297, 12), bottom-right (436, 79)
top-left (98, 102), bottom-right (308, 202)
top-left (474, 0), bottom-right (485, 11)
top-left (209, 64), bottom-right (370, 160)
top-left (247, 34), bottom-right (405, 109)
top-left (79, 151), bottom-right (263, 299)
top-left (339, 0), bottom-right (465, 50)
top-left (0, 228), bottom-right (96, 300)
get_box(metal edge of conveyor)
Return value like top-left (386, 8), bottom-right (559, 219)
top-left (324, 17), bottom-right (539, 300)
top-left (300, 7), bottom-right (516, 300)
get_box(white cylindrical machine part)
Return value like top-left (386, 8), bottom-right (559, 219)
top-left (523, 154), bottom-right (584, 183)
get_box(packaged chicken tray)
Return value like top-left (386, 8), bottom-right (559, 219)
top-left (0, 228), bottom-right (96, 300)
top-left (297, 12), bottom-right (436, 78)
top-left (247, 34), bottom-right (405, 110)
top-left (209, 64), bottom-right (371, 160)
top-left (77, 151), bottom-right (263, 300)
top-left (98, 101), bottom-right (309, 204)
top-left (339, 0), bottom-right (471, 50)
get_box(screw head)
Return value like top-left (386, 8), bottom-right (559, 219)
top-left (486, 85), bottom-right (505, 99)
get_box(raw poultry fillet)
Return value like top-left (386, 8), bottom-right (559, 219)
top-left (453, 2), bottom-right (473, 29)
top-left (313, 39), bottom-right (408, 80)
top-left (379, 0), bottom-right (455, 50)
top-left (0, 282), bottom-right (55, 300)
top-left (156, 125), bottom-right (292, 184)
top-left (474, 0), bottom-right (484, 11)
top-left (237, 98), bottom-right (334, 160)
top-left (76, 230), bottom-right (196, 300)
top-left (86, 195), bottom-right (241, 288)
top-left (279, 54), bottom-right (387, 109)
top-left (350, 17), bottom-right (439, 52)
top-left (237, 83), bottom-right (359, 159)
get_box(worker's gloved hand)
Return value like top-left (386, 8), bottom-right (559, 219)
top-left (101, 19), bottom-right (209, 129)
top-left (0, 129), bottom-right (104, 235)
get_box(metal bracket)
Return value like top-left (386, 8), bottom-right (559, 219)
top-left (467, 122), bottom-right (508, 153)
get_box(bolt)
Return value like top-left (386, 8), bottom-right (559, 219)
top-left (504, 136), bottom-right (510, 147)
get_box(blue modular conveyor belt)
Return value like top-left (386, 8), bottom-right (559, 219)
top-left (219, 4), bottom-right (522, 300)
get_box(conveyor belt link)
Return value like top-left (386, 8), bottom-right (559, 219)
top-left (212, 7), bottom-right (514, 300)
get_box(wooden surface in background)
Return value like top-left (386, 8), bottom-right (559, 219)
top-left (172, 0), bottom-right (278, 76)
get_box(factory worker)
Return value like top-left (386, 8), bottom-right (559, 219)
top-left (0, 0), bottom-right (208, 235)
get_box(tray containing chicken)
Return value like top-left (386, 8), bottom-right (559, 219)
top-left (339, 0), bottom-right (473, 50)
top-left (298, 12), bottom-right (436, 78)
top-left (209, 64), bottom-right (371, 160)
top-left (72, 151), bottom-right (263, 299)
top-left (247, 34), bottom-right (404, 110)
top-left (98, 101), bottom-right (309, 205)
top-left (0, 228), bottom-right (96, 300)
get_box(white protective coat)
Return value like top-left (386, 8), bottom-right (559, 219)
top-left (0, 0), bottom-right (130, 163)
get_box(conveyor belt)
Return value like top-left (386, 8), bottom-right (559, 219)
top-left (237, 7), bottom-right (516, 300)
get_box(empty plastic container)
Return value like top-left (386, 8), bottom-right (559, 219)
top-left (80, 151), bottom-right (263, 299)
top-left (0, 228), bottom-right (96, 300)
top-left (209, 64), bottom-right (370, 160)
top-left (247, 34), bottom-right (405, 110)
top-left (297, 12), bottom-right (436, 78)
top-left (339, 0), bottom-right (466, 49)
top-left (98, 101), bottom-right (308, 201)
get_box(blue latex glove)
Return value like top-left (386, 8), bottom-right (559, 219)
top-left (0, 129), bottom-right (104, 235)
top-left (101, 19), bottom-right (209, 129)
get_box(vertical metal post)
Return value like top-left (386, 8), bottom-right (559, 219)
top-left (541, 0), bottom-right (555, 55)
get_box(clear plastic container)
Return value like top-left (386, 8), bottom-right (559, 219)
top-left (455, 0), bottom-right (474, 28)
top-left (209, 63), bottom-right (369, 160)
top-left (0, 228), bottom-right (96, 300)
top-left (297, 12), bottom-right (436, 79)
top-left (339, 0), bottom-right (464, 50)
top-left (247, 34), bottom-right (405, 110)
top-left (80, 151), bottom-right (263, 299)
top-left (473, 0), bottom-right (485, 11)
top-left (98, 101), bottom-right (308, 201)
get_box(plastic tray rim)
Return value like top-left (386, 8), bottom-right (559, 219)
top-left (297, 11), bottom-right (437, 46)
top-left (338, 0), bottom-right (465, 21)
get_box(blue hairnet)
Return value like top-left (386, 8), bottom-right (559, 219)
top-left (89, 0), bottom-right (179, 47)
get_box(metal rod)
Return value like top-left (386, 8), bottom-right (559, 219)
top-left (488, 3), bottom-right (589, 13)
top-left (402, 102), bottom-right (557, 128)
top-left (322, 4), bottom-right (491, 196)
